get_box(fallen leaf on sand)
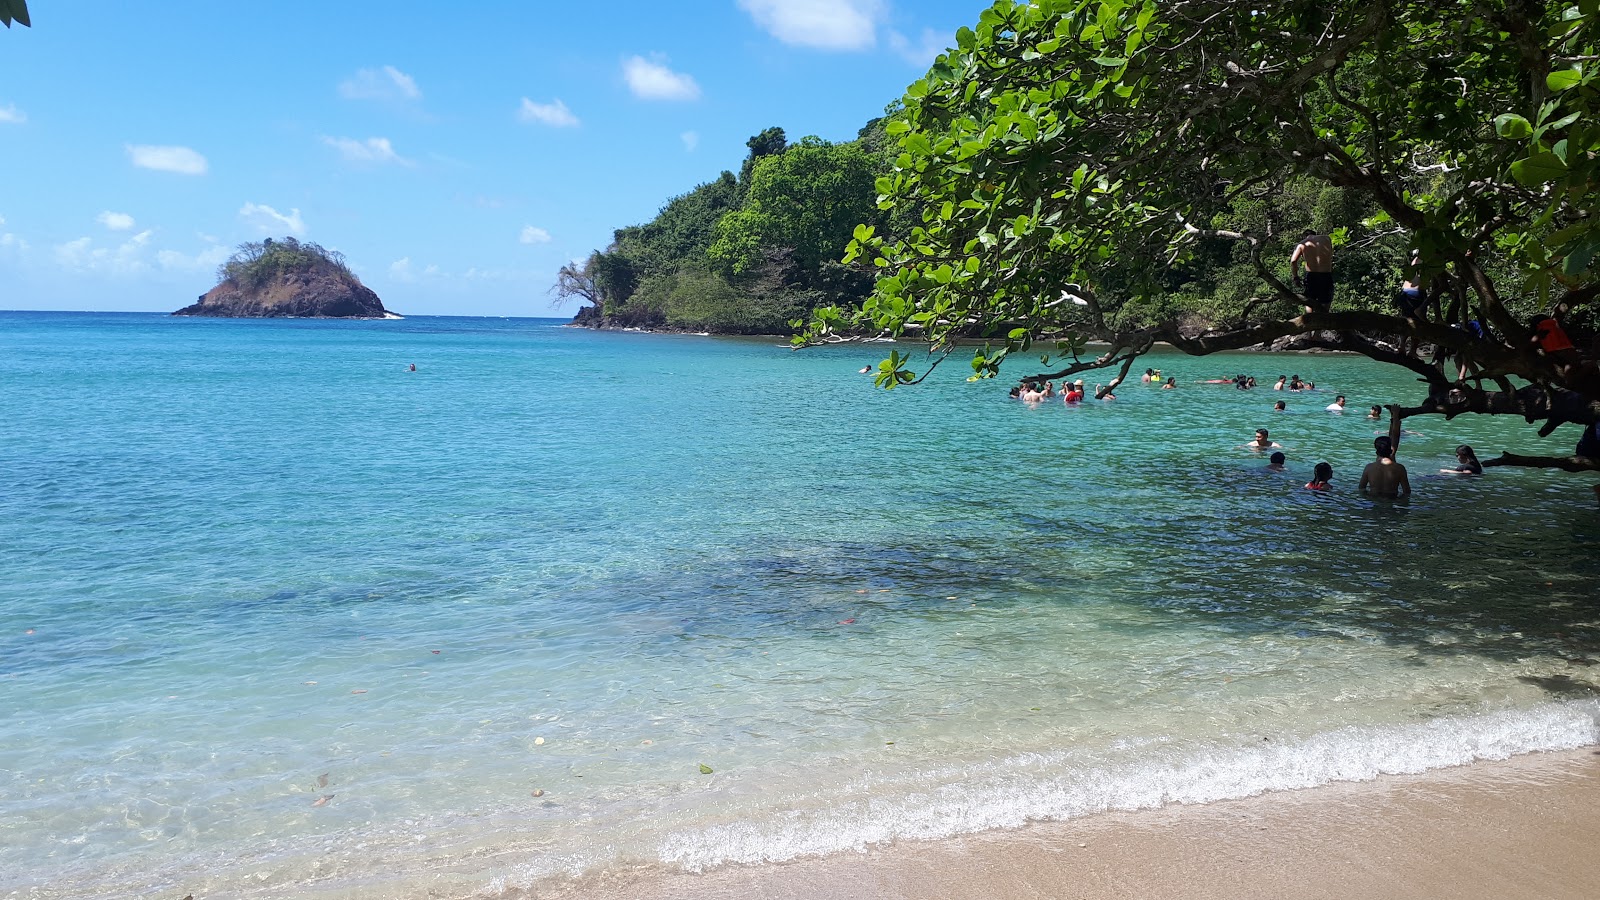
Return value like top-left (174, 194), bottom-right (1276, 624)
top-left (699, 763), bottom-right (714, 775)
top-left (532, 789), bottom-right (545, 798)
top-left (854, 590), bottom-right (868, 594)
top-left (304, 681), bottom-right (318, 686)
top-left (642, 739), bottom-right (653, 746)
top-left (351, 689), bottom-right (368, 695)
top-left (24, 629), bottom-right (34, 635)
top-left (877, 589), bottom-right (890, 593)
top-left (313, 794), bottom-right (334, 807)
top-left (534, 737), bottom-right (545, 745)
top-left (317, 773), bottom-right (329, 788)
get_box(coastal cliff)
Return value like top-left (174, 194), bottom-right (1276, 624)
top-left (173, 237), bottom-right (391, 319)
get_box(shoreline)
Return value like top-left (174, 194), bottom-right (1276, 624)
top-left (544, 747), bottom-right (1600, 900)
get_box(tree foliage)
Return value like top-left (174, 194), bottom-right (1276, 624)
top-left (566, 126), bottom-right (892, 333)
top-left (1, 0), bottom-right (29, 28)
top-left (800, 0), bottom-right (1600, 470)
top-left (218, 237), bottom-right (356, 290)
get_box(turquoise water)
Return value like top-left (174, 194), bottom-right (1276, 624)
top-left (3, 311), bottom-right (1599, 899)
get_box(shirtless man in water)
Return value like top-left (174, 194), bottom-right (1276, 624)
top-left (1358, 436), bottom-right (1411, 498)
top-left (1290, 231), bottom-right (1334, 314)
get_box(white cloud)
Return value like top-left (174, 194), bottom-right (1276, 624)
top-left (738, 0), bottom-right (883, 50)
top-left (390, 257), bottom-right (416, 282)
top-left (0, 103), bottom-right (25, 125)
top-left (53, 230), bottom-right (155, 276)
top-left (127, 144), bottom-right (209, 175)
top-left (681, 131), bottom-right (700, 152)
top-left (157, 243), bottom-right (230, 272)
top-left (339, 65), bottom-right (421, 102)
top-left (623, 55), bottom-right (701, 101)
top-left (97, 211), bottom-right (136, 231)
top-left (322, 135), bottom-right (412, 165)
top-left (239, 203), bottom-right (306, 236)
top-left (887, 27), bottom-right (949, 66)
top-left (518, 97), bottom-right (580, 128)
top-left (519, 225), bottom-right (552, 245)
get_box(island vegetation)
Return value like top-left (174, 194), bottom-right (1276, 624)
top-left (175, 237), bottom-right (389, 319)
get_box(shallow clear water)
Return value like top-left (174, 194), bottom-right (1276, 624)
top-left (2, 311), bottom-right (1598, 898)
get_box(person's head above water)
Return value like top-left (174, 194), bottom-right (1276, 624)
top-left (1274, 400), bottom-right (1286, 410)
top-left (1374, 436), bottom-right (1394, 459)
top-left (1313, 462), bottom-right (1333, 482)
top-left (1456, 444), bottom-right (1479, 462)
top-left (1270, 451), bottom-right (1286, 466)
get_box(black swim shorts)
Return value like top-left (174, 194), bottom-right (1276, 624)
top-left (1303, 271), bottom-right (1333, 312)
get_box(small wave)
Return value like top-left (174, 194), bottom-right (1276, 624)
top-left (652, 700), bottom-right (1599, 872)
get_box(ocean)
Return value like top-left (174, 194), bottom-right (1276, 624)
top-left (2, 310), bottom-right (1598, 899)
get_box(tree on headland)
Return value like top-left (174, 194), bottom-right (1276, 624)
top-left (1, 0), bottom-right (29, 29)
top-left (798, 0), bottom-right (1600, 471)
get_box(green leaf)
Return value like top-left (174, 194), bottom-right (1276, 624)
top-left (1547, 69), bottom-right (1583, 92)
top-left (1091, 56), bottom-right (1127, 67)
top-left (698, 763), bottom-right (713, 775)
top-left (1494, 114), bottom-right (1532, 139)
top-left (1510, 151), bottom-right (1568, 186)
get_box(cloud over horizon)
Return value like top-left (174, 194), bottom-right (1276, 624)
top-left (738, 0), bottom-right (884, 50)
top-left (127, 144), bottom-right (209, 175)
top-left (322, 136), bottom-right (412, 165)
top-left (0, 103), bottom-right (26, 125)
top-left (339, 65), bottom-right (422, 102)
top-left (519, 225), bottom-right (552, 245)
top-left (239, 203), bottom-right (306, 236)
top-left (97, 211), bottom-right (136, 231)
top-left (518, 98), bottom-right (580, 128)
top-left (623, 55), bottom-right (701, 101)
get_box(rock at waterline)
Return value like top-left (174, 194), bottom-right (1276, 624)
top-left (173, 237), bottom-right (393, 319)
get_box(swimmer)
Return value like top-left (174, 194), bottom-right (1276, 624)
top-left (1325, 395), bottom-right (1347, 412)
top-left (1367, 405), bottom-right (1382, 419)
top-left (1306, 462), bottom-right (1333, 491)
top-left (1266, 451), bottom-right (1287, 472)
top-left (1095, 384), bottom-right (1115, 400)
top-left (1063, 382), bottom-right (1084, 403)
top-left (1142, 368), bottom-right (1155, 384)
top-left (1273, 400), bottom-right (1286, 411)
top-left (1242, 428), bottom-right (1283, 451)
top-left (408, 363), bottom-right (416, 372)
top-left (1273, 375), bottom-right (1287, 391)
top-left (1442, 444), bottom-right (1483, 475)
top-left (1162, 377), bottom-right (1176, 390)
top-left (1359, 436), bottom-right (1411, 498)
top-left (859, 365), bottom-right (873, 374)
top-left (1043, 380), bottom-right (1056, 398)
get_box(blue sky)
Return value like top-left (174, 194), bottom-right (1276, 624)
top-left (0, 1), bottom-right (979, 316)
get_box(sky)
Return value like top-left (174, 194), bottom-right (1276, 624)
top-left (0, 1), bottom-right (981, 316)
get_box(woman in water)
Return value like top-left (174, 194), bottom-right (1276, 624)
top-left (1162, 377), bottom-right (1176, 390)
top-left (1306, 462), bottom-right (1333, 491)
top-left (1442, 444), bottom-right (1483, 475)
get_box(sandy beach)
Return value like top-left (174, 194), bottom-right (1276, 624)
top-left (549, 748), bottom-right (1600, 900)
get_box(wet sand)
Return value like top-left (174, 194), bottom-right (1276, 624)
top-left (549, 748), bottom-right (1600, 900)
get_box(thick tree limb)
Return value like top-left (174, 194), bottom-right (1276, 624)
top-left (1483, 453), bottom-right (1600, 473)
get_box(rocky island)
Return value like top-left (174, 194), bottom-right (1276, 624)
top-left (174, 237), bottom-right (393, 319)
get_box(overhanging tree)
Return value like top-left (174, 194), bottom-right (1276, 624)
top-left (799, 0), bottom-right (1600, 471)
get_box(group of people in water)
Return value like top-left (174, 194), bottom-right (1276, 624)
top-left (1009, 363), bottom-right (1490, 498)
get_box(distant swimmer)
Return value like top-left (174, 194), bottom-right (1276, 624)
top-left (1273, 375), bottom-right (1287, 391)
top-left (1273, 400), bottom-right (1287, 411)
top-left (1368, 405), bottom-right (1382, 419)
top-left (1095, 384), bottom-right (1115, 400)
top-left (1359, 436), bottom-right (1411, 498)
top-left (1306, 462), bottom-right (1333, 491)
top-left (1442, 444), bottom-right (1483, 475)
top-left (408, 363), bottom-right (416, 372)
top-left (1063, 381), bottom-right (1085, 403)
top-left (859, 365), bottom-right (873, 374)
top-left (1326, 395), bottom-right (1347, 412)
top-left (1266, 451), bottom-right (1287, 472)
top-left (1142, 368), bottom-right (1156, 384)
top-left (1162, 377), bottom-right (1176, 390)
top-left (1242, 429), bottom-right (1283, 451)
